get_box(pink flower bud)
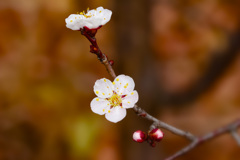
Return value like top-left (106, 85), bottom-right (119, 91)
top-left (133, 130), bottom-right (147, 143)
top-left (149, 128), bottom-right (164, 142)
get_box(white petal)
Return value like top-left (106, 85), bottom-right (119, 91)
top-left (113, 75), bottom-right (135, 95)
top-left (86, 10), bottom-right (97, 16)
top-left (90, 97), bottom-right (110, 115)
top-left (84, 17), bottom-right (102, 29)
top-left (94, 78), bottom-right (114, 98)
top-left (122, 91), bottom-right (139, 108)
top-left (65, 14), bottom-right (84, 30)
top-left (105, 107), bottom-right (126, 123)
top-left (96, 7), bottom-right (104, 11)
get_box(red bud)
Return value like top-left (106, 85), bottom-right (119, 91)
top-left (109, 60), bottom-right (114, 66)
top-left (149, 128), bottom-right (164, 142)
top-left (133, 130), bottom-right (147, 143)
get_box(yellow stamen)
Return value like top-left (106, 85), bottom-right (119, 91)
top-left (84, 15), bottom-right (92, 18)
top-left (108, 92), bottom-right (122, 108)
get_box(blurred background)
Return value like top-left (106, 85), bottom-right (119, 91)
top-left (0, 0), bottom-right (240, 159)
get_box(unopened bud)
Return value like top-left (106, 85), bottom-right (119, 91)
top-left (133, 130), bottom-right (147, 143)
top-left (149, 128), bottom-right (164, 142)
top-left (109, 60), bottom-right (114, 66)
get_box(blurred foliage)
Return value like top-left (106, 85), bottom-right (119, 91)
top-left (0, 0), bottom-right (240, 160)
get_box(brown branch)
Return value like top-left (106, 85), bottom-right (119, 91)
top-left (81, 29), bottom-right (240, 160)
top-left (231, 130), bottom-right (240, 146)
top-left (102, 57), bottom-right (116, 79)
top-left (165, 119), bottom-right (240, 160)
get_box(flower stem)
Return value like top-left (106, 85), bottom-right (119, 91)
top-left (81, 27), bottom-right (116, 78)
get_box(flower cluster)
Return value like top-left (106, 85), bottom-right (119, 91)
top-left (65, 7), bottom-right (112, 30)
top-left (91, 75), bottom-right (139, 123)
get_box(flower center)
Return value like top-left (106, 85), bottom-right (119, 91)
top-left (108, 92), bottom-right (122, 108)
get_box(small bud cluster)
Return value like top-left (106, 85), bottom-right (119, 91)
top-left (133, 128), bottom-right (164, 147)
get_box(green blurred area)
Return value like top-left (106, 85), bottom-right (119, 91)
top-left (0, 0), bottom-right (240, 160)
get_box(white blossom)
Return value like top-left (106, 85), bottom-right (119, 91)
top-left (90, 75), bottom-right (139, 123)
top-left (65, 7), bottom-right (112, 30)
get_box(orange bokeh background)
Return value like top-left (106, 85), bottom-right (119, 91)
top-left (0, 0), bottom-right (240, 160)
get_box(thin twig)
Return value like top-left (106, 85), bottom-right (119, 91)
top-left (165, 119), bottom-right (240, 160)
top-left (81, 27), bottom-right (116, 79)
top-left (82, 29), bottom-right (240, 160)
top-left (133, 105), bottom-right (196, 141)
top-left (231, 129), bottom-right (240, 146)
top-left (102, 56), bottom-right (116, 78)
top-left (95, 38), bottom-right (240, 159)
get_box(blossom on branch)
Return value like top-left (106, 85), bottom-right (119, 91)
top-left (65, 7), bottom-right (112, 30)
top-left (91, 75), bottom-right (139, 123)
